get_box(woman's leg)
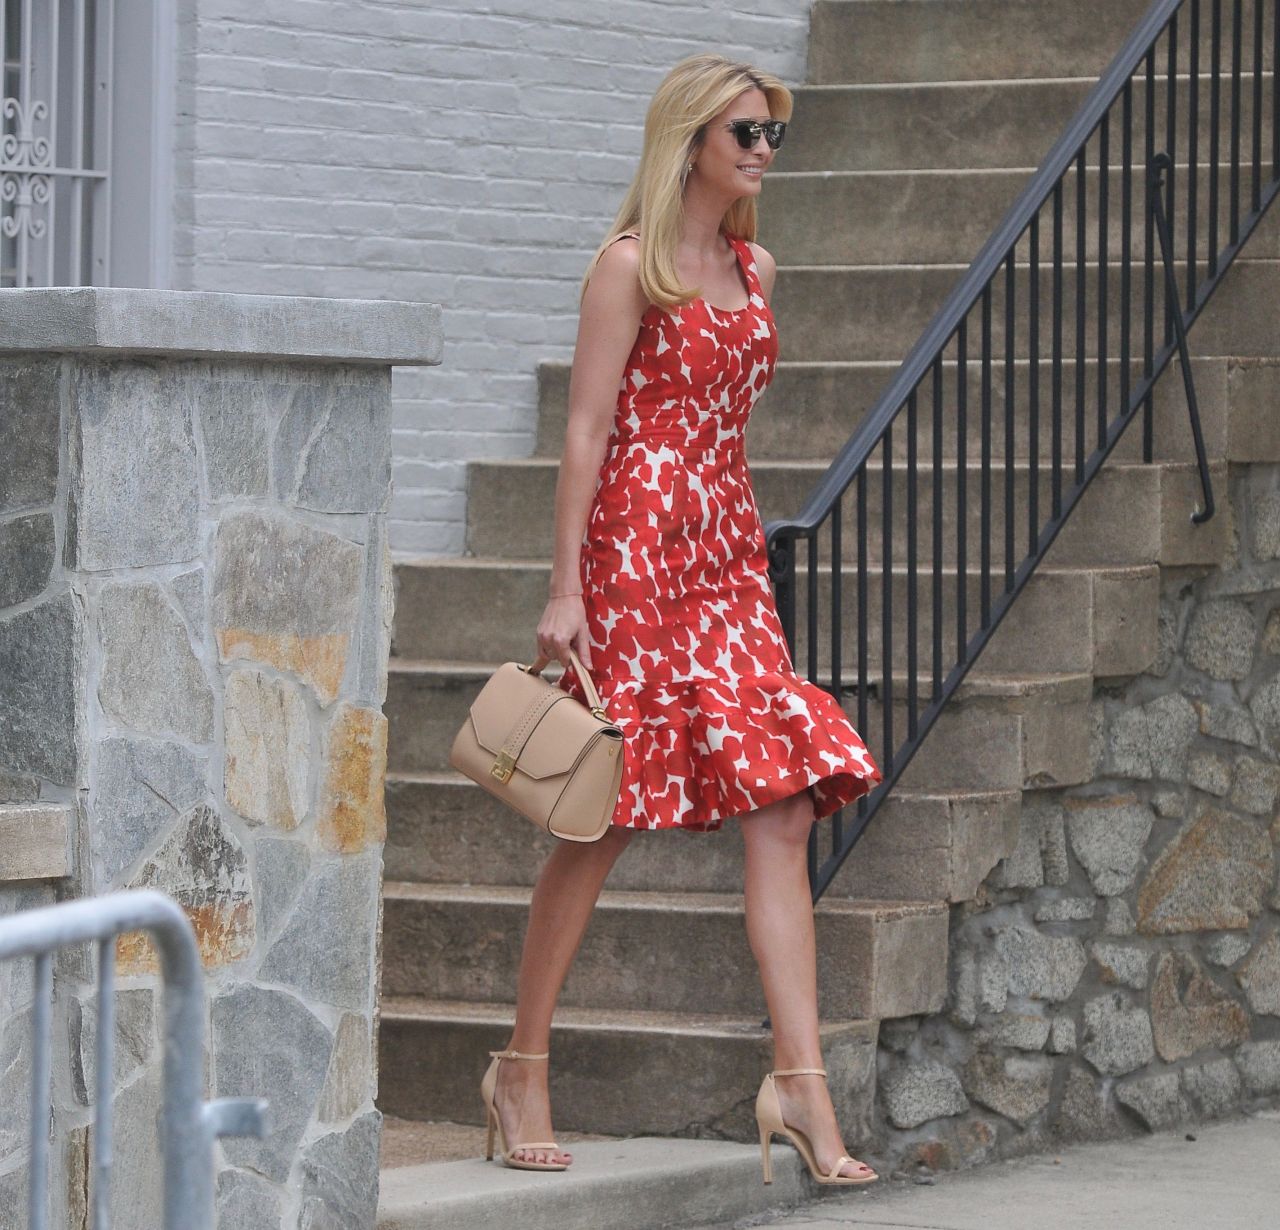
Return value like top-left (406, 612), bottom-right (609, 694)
top-left (740, 788), bottom-right (876, 1180)
top-left (493, 825), bottom-right (634, 1166)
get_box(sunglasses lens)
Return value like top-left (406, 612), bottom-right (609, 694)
top-left (730, 120), bottom-right (786, 150)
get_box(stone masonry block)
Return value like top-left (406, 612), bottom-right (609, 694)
top-left (1137, 805), bottom-right (1272, 934)
top-left (316, 704), bottom-right (387, 854)
top-left (0, 591), bottom-right (79, 784)
top-left (211, 509), bottom-right (362, 705)
top-left (194, 377), bottom-right (270, 499)
top-left (0, 359), bottom-right (60, 513)
top-left (1081, 992), bottom-right (1154, 1076)
top-left (97, 582), bottom-right (214, 743)
top-left (995, 925), bottom-right (1087, 1002)
top-left (960, 1051), bottom-right (1053, 1125)
top-left (117, 803), bottom-right (253, 974)
top-left (0, 804), bottom-right (70, 881)
top-left (1236, 929), bottom-right (1280, 1015)
top-left (223, 668), bottom-right (311, 829)
top-left (880, 1058), bottom-right (968, 1129)
top-left (67, 362), bottom-right (201, 570)
top-left (1064, 794), bottom-right (1154, 896)
top-left (1115, 1070), bottom-right (1191, 1131)
top-left (212, 984), bottom-right (334, 1184)
top-left (272, 373), bottom-right (392, 514)
top-left (1149, 951), bottom-right (1249, 1060)
top-left (259, 851), bottom-right (380, 1012)
top-left (1182, 597), bottom-right (1257, 679)
top-left (1236, 1039), bottom-right (1280, 1096)
top-left (318, 1012), bottom-right (372, 1124)
top-left (254, 837), bottom-right (311, 941)
top-left (0, 512), bottom-right (56, 608)
top-left (296, 1109), bottom-right (381, 1230)
top-left (92, 737), bottom-right (207, 884)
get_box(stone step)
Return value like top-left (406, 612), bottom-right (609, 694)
top-left (390, 555), bottom-right (1159, 678)
top-left (783, 72), bottom-right (1273, 171)
top-left (458, 457), bottom-right (1228, 569)
top-left (531, 355), bottom-right (1238, 465)
top-left (380, 883), bottom-right (949, 1022)
top-left (380, 1113), bottom-right (619, 1168)
top-left (384, 659), bottom-right (1095, 791)
top-left (761, 162), bottom-right (1280, 267)
top-left (385, 771), bottom-right (1021, 905)
top-left (377, 1135), bottom-right (813, 1230)
top-left (769, 257), bottom-right (1280, 363)
top-left (808, 0), bottom-right (1272, 85)
top-left (376, 996), bottom-right (878, 1142)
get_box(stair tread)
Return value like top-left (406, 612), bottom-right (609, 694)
top-left (768, 158), bottom-right (1260, 178)
top-left (386, 654), bottom-right (1095, 692)
top-left (377, 1135), bottom-right (810, 1225)
top-left (797, 70), bottom-right (1270, 92)
top-left (383, 880), bottom-right (945, 917)
top-left (395, 556), bottom-right (1160, 579)
top-left (462, 456), bottom-right (1197, 472)
top-left (380, 995), bottom-right (875, 1034)
top-left (384, 766), bottom-right (1020, 806)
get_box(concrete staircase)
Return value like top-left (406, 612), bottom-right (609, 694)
top-left (376, 2), bottom-right (1275, 1225)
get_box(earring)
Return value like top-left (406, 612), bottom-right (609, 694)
top-left (681, 161), bottom-right (694, 189)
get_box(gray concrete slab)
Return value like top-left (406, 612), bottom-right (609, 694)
top-left (377, 1136), bottom-right (810, 1230)
top-left (713, 1108), bottom-right (1280, 1230)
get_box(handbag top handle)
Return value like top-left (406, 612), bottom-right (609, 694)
top-left (526, 647), bottom-right (607, 714)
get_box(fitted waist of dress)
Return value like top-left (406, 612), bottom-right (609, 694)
top-left (610, 428), bottom-right (744, 457)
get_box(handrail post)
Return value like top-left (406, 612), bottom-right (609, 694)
top-left (1149, 150), bottom-right (1216, 523)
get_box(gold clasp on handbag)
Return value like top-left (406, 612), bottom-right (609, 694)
top-left (491, 751), bottom-right (516, 782)
top-left (590, 706), bottom-right (608, 721)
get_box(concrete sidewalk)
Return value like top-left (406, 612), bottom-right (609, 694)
top-left (713, 1107), bottom-right (1280, 1230)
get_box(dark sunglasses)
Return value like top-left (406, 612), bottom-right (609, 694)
top-left (724, 119), bottom-right (787, 150)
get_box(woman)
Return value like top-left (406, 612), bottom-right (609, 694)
top-left (479, 52), bottom-right (883, 1185)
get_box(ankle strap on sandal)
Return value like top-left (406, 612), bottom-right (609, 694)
top-left (771, 1067), bottom-right (827, 1077)
top-left (489, 1048), bottom-right (549, 1060)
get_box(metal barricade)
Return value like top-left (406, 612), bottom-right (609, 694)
top-left (0, 888), bottom-right (268, 1230)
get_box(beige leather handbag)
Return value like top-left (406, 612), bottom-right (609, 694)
top-left (448, 648), bottom-right (625, 842)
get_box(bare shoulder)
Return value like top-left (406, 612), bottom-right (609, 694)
top-left (585, 234), bottom-right (648, 317)
top-left (746, 241), bottom-right (777, 301)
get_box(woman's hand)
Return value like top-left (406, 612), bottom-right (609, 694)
top-left (536, 595), bottom-right (593, 673)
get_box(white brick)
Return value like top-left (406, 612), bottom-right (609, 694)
top-left (180, 0), bottom-right (811, 554)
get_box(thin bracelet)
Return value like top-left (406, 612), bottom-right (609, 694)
top-left (550, 590), bottom-right (582, 598)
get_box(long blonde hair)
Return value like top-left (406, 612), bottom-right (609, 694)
top-left (578, 53), bottom-right (793, 313)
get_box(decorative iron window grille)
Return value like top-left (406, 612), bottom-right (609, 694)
top-left (1, 0), bottom-right (112, 287)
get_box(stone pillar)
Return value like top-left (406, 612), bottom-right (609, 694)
top-left (0, 288), bottom-right (441, 1230)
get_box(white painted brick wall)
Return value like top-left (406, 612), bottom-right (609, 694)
top-left (178, 0), bottom-right (814, 555)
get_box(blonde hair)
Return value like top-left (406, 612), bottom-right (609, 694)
top-left (578, 53), bottom-right (793, 313)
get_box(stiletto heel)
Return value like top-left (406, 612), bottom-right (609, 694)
top-left (484, 1105), bottom-right (496, 1161)
top-left (479, 1047), bottom-right (570, 1172)
top-left (753, 1066), bottom-right (878, 1186)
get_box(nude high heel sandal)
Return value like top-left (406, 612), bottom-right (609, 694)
top-left (480, 1048), bottom-right (569, 1171)
top-left (756, 1067), bottom-right (878, 1186)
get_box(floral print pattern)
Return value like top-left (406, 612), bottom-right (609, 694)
top-left (557, 230), bottom-right (882, 831)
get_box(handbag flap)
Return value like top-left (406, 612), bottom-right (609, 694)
top-left (469, 662), bottom-right (606, 779)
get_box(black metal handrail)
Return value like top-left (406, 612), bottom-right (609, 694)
top-left (766, 0), bottom-right (1279, 901)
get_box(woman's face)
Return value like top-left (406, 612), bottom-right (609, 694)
top-left (691, 87), bottom-right (776, 201)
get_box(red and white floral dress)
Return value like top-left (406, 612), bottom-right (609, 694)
top-left (557, 229), bottom-right (882, 832)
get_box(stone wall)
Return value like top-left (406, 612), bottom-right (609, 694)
top-left (0, 288), bottom-right (440, 1229)
top-left (871, 435), bottom-right (1280, 1175)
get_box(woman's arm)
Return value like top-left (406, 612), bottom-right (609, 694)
top-left (538, 237), bottom-right (650, 669)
